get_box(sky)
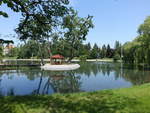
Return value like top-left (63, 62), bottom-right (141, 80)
top-left (0, 0), bottom-right (150, 47)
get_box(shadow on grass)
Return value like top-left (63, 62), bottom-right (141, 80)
top-left (0, 91), bottom-right (139, 113)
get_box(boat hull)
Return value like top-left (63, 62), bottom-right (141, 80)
top-left (41, 64), bottom-right (80, 71)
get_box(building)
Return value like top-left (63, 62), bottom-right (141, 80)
top-left (3, 44), bottom-right (14, 55)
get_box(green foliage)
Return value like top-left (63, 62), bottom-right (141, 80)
top-left (0, 46), bottom-right (3, 60)
top-left (0, 11), bottom-right (8, 17)
top-left (123, 16), bottom-right (150, 65)
top-left (78, 43), bottom-right (91, 58)
top-left (106, 44), bottom-right (114, 58)
top-left (0, 39), bottom-right (14, 45)
top-left (1, 0), bottom-right (69, 18)
top-left (1, 0), bottom-right (93, 61)
top-left (101, 44), bottom-right (107, 58)
top-left (62, 8), bottom-right (94, 61)
top-left (90, 43), bottom-right (99, 59)
top-left (114, 41), bottom-right (121, 58)
top-left (18, 41), bottom-right (39, 59)
top-left (113, 53), bottom-right (120, 62)
top-left (1, 0), bottom-right (70, 65)
top-left (4, 40), bottom-right (117, 60)
top-left (79, 55), bottom-right (88, 61)
top-left (138, 16), bottom-right (150, 35)
top-left (6, 47), bottom-right (18, 57)
top-left (13, 0), bottom-right (69, 42)
top-left (1, 0), bottom-right (93, 63)
top-left (123, 40), bottom-right (140, 63)
top-left (47, 8), bottom-right (93, 61)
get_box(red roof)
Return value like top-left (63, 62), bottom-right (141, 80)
top-left (51, 54), bottom-right (64, 59)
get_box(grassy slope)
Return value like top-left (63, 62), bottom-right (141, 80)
top-left (0, 84), bottom-right (150, 113)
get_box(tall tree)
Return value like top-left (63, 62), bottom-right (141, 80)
top-left (13, 0), bottom-right (70, 64)
top-left (62, 8), bottom-right (94, 62)
top-left (123, 16), bottom-right (150, 64)
top-left (138, 16), bottom-right (150, 64)
top-left (84, 43), bottom-right (92, 58)
top-left (90, 43), bottom-right (99, 59)
top-left (114, 41), bottom-right (121, 59)
top-left (101, 44), bottom-right (107, 58)
top-left (1, 1), bottom-right (94, 62)
top-left (106, 44), bottom-right (111, 58)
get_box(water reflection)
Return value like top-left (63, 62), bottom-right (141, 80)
top-left (77, 62), bottom-right (150, 85)
top-left (0, 62), bottom-right (150, 96)
top-left (0, 69), bottom-right (82, 96)
top-left (31, 71), bottom-right (81, 95)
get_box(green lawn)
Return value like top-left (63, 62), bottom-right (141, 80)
top-left (1, 84), bottom-right (150, 113)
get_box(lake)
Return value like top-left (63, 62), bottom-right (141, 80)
top-left (0, 61), bottom-right (150, 96)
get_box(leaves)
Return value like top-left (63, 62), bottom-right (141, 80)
top-left (60, 8), bottom-right (93, 61)
top-left (123, 16), bottom-right (150, 64)
top-left (0, 11), bottom-right (8, 17)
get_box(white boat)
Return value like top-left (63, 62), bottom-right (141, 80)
top-left (41, 63), bottom-right (80, 71)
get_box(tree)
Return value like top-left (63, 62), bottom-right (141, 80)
top-left (0, 39), bottom-right (14, 45)
top-left (123, 16), bottom-right (150, 65)
top-left (87, 42), bottom-right (92, 50)
top-left (84, 43), bottom-right (92, 58)
top-left (114, 41), bottom-right (121, 55)
top-left (62, 8), bottom-right (94, 62)
top-left (6, 47), bottom-right (18, 57)
top-left (123, 40), bottom-right (141, 63)
top-left (138, 16), bottom-right (150, 36)
top-left (138, 16), bottom-right (150, 64)
top-left (18, 40), bottom-right (39, 59)
top-left (114, 41), bottom-right (121, 50)
top-left (90, 43), bottom-right (99, 59)
top-left (1, 1), bottom-right (94, 63)
top-left (101, 44), bottom-right (107, 58)
top-left (0, 46), bottom-right (3, 62)
top-left (12, 0), bottom-right (70, 64)
top-left (106, 44), bottom-right (111, 58)
top-left (0, 0), bottom-right (69, 21)
top-left (114, 41), bottom-right (122, 61)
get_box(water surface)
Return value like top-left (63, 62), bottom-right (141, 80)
top-left (0, 62), bottom-right (149, 96)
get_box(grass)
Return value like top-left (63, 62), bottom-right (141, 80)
top-left (1, 84), bottom-right (150, 113)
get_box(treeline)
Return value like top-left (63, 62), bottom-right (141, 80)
top-left (123, 16), bottom-right (150, 65)
top-left (6, 15), bottom-right (150, 63)
top-left (5, 40), bottom-right (122, 60)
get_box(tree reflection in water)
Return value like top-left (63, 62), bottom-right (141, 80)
top-left (32, 71), bottom-right (82, 95)
top-left (77, 62), bottom-right (150, 85)
top-left (49, 71), bottom-right (81, 93)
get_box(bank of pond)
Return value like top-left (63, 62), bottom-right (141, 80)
top-left (0, 83), bottom-right (150, 113)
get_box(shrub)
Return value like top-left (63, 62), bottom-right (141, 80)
top-left (113, 54), bottom-right (120, 62)
top-left (79, 55), bottom-right (87, 62)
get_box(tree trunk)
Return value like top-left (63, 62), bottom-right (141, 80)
top-left (46, 38), bottom-right (52, 64)
top-left (37, 41), bottom-right (44, 66)
top-left (67, 47), bottom-right (74, 63)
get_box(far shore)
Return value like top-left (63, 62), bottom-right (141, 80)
top-left (2, 58), bottom-right (114, 62)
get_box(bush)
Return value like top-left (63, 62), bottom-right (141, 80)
top-left (113, 54), bottom-right (120, 62)
top-left (79, 55), bottom-right (87, 61)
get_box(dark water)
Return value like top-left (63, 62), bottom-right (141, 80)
top-left (0, 62), bottom-right (150, 96)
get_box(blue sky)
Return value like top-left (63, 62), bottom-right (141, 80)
top-left (0, 0), bottom-right (150, 47)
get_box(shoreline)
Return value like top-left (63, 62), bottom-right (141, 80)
top-left (2, 58), bottom-right (114, 62)
top-left (0, 83), bottom-right (150, 112)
